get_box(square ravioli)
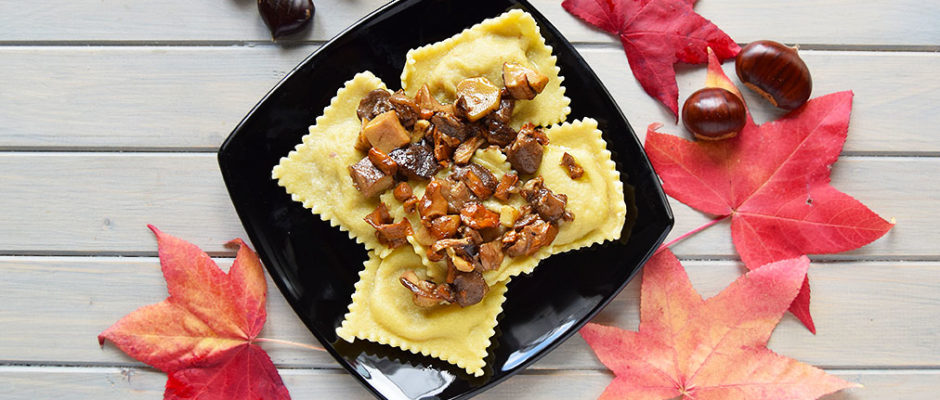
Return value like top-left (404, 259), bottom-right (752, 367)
top-left (337, 247), bottom-right (508, 376)
top-left (401, 9), bottom-right (570, 128)
top-left (272, 71), bottom-right (395, 257)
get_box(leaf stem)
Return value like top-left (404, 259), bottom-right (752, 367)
top-left (658, 215), bottom-right (730, 252)
top-left (254, 337), bottom-right (325, 352)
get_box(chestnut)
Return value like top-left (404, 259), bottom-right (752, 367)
top-left (735, 40), bottom-right (812, 110)
top-left (681, 87), bottom-right (746, 141)
top-left (258, 0), bottom-right (315, 39)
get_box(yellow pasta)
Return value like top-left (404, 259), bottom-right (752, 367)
top-left (336, 248), bottom-right (508, 376)
top-left (401, 9), bottom-right (570, 128)
top-left (539, 118), bottom-right (627, 253)
top-left (272, 72), bottom-right (395, 257)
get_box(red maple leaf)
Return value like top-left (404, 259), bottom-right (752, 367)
top-left (98, 225), bottom-right (290, 400)
top-left (644, 50), bottom-right (893, 332)
top-left (581, 249), bottom-right (859, 399)
top-left (562, 0), bottom-right (739, 117)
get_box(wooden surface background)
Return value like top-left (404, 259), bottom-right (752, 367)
top-left (1, 1), bottom-right (938, 398)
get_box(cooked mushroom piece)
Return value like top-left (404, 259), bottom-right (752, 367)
top-left (431, 112), bottom-right (470, 144)
top-left (417, 179), bottom-right (450, 221)
top-left (459, 203), bottom-right (500, 230)
top-left (357, 89), bottom-right (392, 120)
top-left (348, 157), bottom-right (394, 198)
top-left (453, 136), bottom-right (485, 165)
top-left (445, 247), bottom-right (476, 272)
top-left (373, 219), bottom-right (413, 248)
top-left (427, 215), bottom-right (461, 240)
top-left (455, 77), bottom-right (502, 122)
top-left (393, 182), bottom-right (412, 202)
top-left (442, 179), bottom-right (474, 212)
top-left (389, 90), bottom-right (420, 129)
top-left (454, 163), bottom-right (498, 200)
top-left (428, 237), bottom-right (472, 262)
top-left (502, 62), bottom-right (549, 100)
top-left (362, 110), bottom-right (411, 154)
top-left (452, 270), bottom-right (489, 307)
top-left (507, 124), bottom-right (548, 175)
top-left (493, 172), bottom-right (518, 201)
top-left (505, 219), bottom-right (558, 257)
top-left (561, 152), bottom-right (584, 179)
top-left (363, 203), bottom-right (393, 228)
top-left (368, 148), bottom-right (398, 176)
top-left (400, 270), bottom-right (455, 308)
top-left (520, 177), bottom-right (569, 222)
top-left (414, 84), bottom-right (449, 118)
top-left (479, 240), bottom-right (504, 271)
top-left (389, 141), bottom-right (439, 180)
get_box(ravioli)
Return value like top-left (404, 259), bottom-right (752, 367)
top-left (401, 9), bottom-right (570, 128)
top-left (539, 118), bottom-right (626, 253)
top-left (274, 11), bottom-right (628, 377)
top-left (400, 119), bottom-right (626, 283)
top-left (336, 248), bottom-right (508, 376)
top-left (272, 72), bottom-right (395, 257)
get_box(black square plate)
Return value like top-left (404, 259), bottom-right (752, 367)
top-left (218, 0), bottom-right (673, 398)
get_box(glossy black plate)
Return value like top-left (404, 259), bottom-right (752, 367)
top-left (218, 0), bottom-right (673, 398)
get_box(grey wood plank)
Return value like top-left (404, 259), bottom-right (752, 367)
top-left (0, 154), bottom-right (921, 258)
top-left (0, 366), bottom-right (936, 399)
top-left (1, 0), bottom-right (937, 46)
top-left (2, 258), bottom-right (936, 369)
top-left (2, 47), bottom-right (938, 153)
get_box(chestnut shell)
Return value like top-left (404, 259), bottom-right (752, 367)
top-left (682, 87), bottom-right (746, 141)
top-left (735, 40), bottom-right (812, 110)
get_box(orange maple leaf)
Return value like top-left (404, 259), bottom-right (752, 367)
top-left (98, 225), bottom-right (290, 400)
top-left (581, 249), bottom-right (858, 399)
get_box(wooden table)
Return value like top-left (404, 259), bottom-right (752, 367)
top-left (1, 1), bottom-right (938, 398)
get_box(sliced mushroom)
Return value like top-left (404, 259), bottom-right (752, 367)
top-left (493, 173), bottom-right (519, 201)
top-left (507, 124), bottom-right (548, 175)
top-left (560, 152), bottom-right (584, 179)
top-left (357, 89), bottom-right (392, 120)
top-left (427, 215), bottom-right (461, 240)
top-left (363, 203), bottom-right (393, 228)
top-left (388, 90), bottom-right (420, 129)
top-left (373, 219), bottom-right (413, 248)
top-left (400, 270), bottom-right (456, 308)
top-left (445, 247), bottom-right (476, 272)
top-left (452, 269), bottom-right (488, 307)
top-left (362, 110), bottom-right (411, 154)
top-left (459, 203), bottom-right (500, 230)
top-left (348, 157), bottom-right (394, 198)
top-left (502, 62), bottom-right (549, 100)
top-left (428, 237), bottom-right (472, 262)
top-left (520, 177), bottom-right (569, 222)
top-left (453, 135), bottom-right (485, 165)
top-left (442, 179), bottom-right (474, 212)
top-left (479, 240), bottom-right (504, 271)
top-left (367, 147), bottom-right (398, 176)
top-left (505, 219), bottom-right (558, 257)
top-left (455, 163), bottom-right (498, 200)
top-left (417, 178), bottom-right (449, 220)
top-left (388, 141), bottom-right (439, 180)
top-left (393, 182), bottom-right (412, 202)
top-left (431, 112), bottom-right (470, 144)
top-left (455, 77), bottom-right (502, 122)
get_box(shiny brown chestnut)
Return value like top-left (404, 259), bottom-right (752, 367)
top-left (258, 0), bottom-right (315, 39)
top-left (681, 87), bottom-right (746, 141)
top-left (735, 40), bottom-right (812, 110)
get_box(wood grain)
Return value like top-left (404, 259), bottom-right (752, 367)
top-left (2, 258), bottom-right (936, 369)
top-left (0, 153), bottom-right (922, 257)
top-left (0, 0), bottom-right (936, 46)
top-left (2, 47), bottom-right (938, 153)
top-left (0, 366), bottom-right (936, 399)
